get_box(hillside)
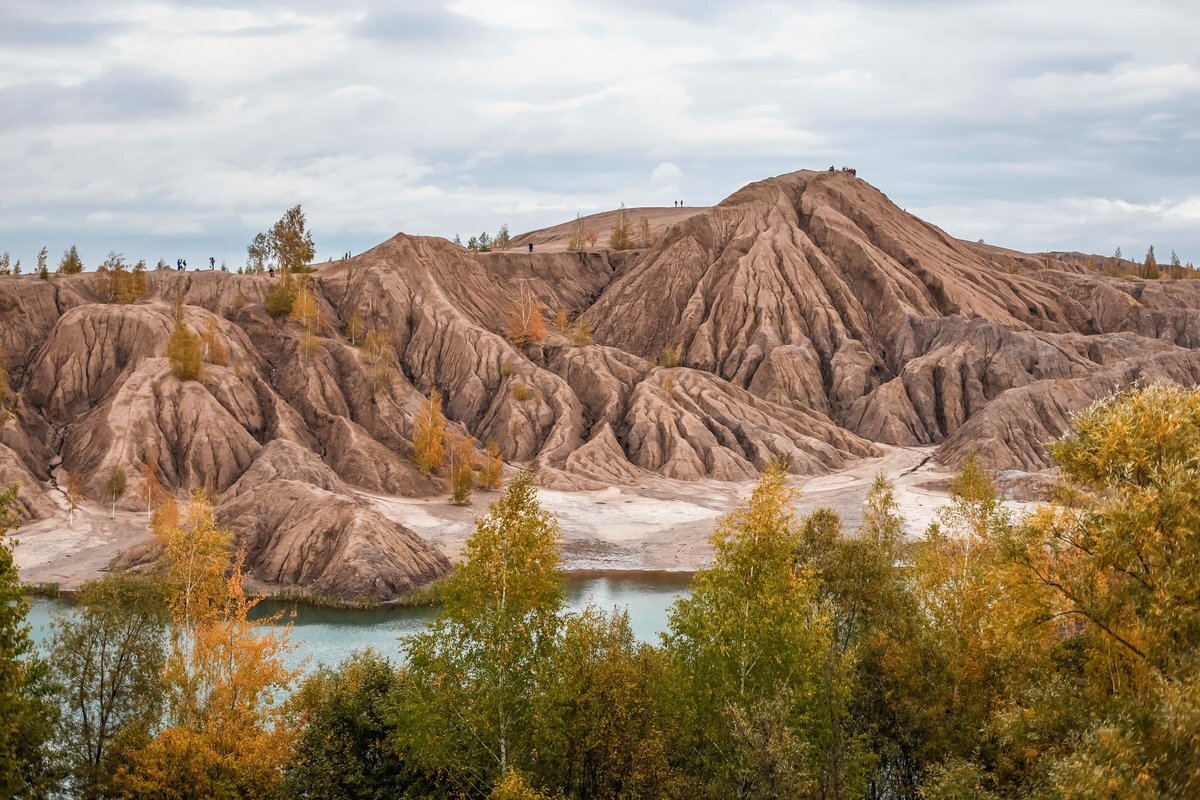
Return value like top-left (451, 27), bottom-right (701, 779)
top-left (3, 168), bottom-right (1199, 600)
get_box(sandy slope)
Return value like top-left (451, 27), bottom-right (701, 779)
top-left (508, 206), bottom-right (708, 252)
top-left (12, 445), bottom-right (1043, 590)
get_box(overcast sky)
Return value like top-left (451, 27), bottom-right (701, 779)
top-left (1, 0), bottom-right (1198, 271)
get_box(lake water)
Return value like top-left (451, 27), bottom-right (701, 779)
top-left (26, 572), bottom-right (691, 673)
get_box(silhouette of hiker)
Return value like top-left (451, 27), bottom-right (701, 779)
top-left (528, 243), bottom-right (534, 253)
top-left (268, 267), bottom-right (275, 278)
top-left (176, 258), bottom-right (182, 271)
top-left (209, 256), bottom-right (215, 270)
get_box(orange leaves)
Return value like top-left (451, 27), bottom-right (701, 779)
top-left (507, 287), bottom-right (546, 346)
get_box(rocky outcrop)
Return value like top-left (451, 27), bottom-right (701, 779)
top-left (217, 442), bottom-right (451, 600)
top-left (2, 167), bottom-right (1199, 597)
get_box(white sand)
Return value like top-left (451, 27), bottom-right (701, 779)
top-left (13, 444), bottom-right (1043, 588)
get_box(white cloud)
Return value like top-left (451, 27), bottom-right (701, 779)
top-left (0, 0), bottom-right (1197, 267)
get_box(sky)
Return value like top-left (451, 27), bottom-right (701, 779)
top-left (1, 0), bottom-right (1198, 271)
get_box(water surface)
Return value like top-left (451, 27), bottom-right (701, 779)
top-left (28, 572), bottom-right (691, 673)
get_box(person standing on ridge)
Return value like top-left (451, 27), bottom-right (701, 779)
top-left (209, 256), bottom-right (215, 270)
top-left (527, 243), bottom-right (534, 253)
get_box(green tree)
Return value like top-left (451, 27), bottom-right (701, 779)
top-left (1138, 245), bottom-right (1158, 279)
top-left (283, 651), bottom-right (427, 800)
top-left (0, 484), bottom-right (59, 798)
top-left (48, 575), bottom-right (168, 799)
top-left (400, 471), bottom-right (564, 795)
top-left (664, 465), bottom-right (838, 798)
top-left (538, 608), bottom-right (678, 799)
top-left (1169, 249), bottom-right (1184, 279)
top-left (270, 205), bottom-right (316, 272)
top-left (58, 245), bottom-right (84, 274)
top-left (0, 252), bottom-right (9, 275)
top-left (495, 224), bottom-right (512, 250)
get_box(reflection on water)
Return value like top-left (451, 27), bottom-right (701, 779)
top-left (27, 573), bottom-right (691, 673)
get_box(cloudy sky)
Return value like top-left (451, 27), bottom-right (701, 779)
top-left (1, 0), bottom-right (1198, 271)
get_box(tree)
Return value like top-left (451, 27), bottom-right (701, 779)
top-left (140, 460), bottom-right (163, 520)
top-left (265, 274), bottom-right (301, 318)
top-left (360, 331), bottom-right (396, 391)
top-left (478, 232), bottom-right (492, 253)
top-left (37, 247), bottom-right (47, 275)
top-left (448, 434), bottom-right (476, 506)
top-left (58, 245), bottom-right (84, 274)
top-left (400, 471), bottom-right (564, 794)
top-left (290, 279), bottom-right (321, 362)
top-left (585, 229), bottom-right (598, 248)
top-left (1138, 245), bottom-right (1158, 279)
top-left (346, 308), bottom-right (364, 346)
top-left (479, 441), bottom-right (504, 490)
top-left (467, 236), bottom-right (479, 253)
top-left (200, 319), bottom-right (228, 367)
top-left (412, 390), bottom-right (448, 475)
top-left (246, 232), bottom-right (270, 274)
top-left (94, 252), bottom-right (145, 303)
top-left (0, 484), bottom-right (59, 799)
top-left (608, 204), bottom-right (632, 250)
top-left (66, 471), bottom-right (86, 525)
top-left (283, 651), bottom-right (425, 800)
top-left (554, 307), bottom-right (569, 332)
top-left (271, 205), bottom-right (316, 272)
top-left (638, 216), bottom-right (652, 248)
top-left (665, 465), bottom-right (843, 797)
top-left (168, 319), bottom-right (203, 382)
top-left (495, 224), bottom-right (512, 250)
top-left (1170, 250), bottom-right (1184, 279)
top-left (507, 287), bottom-right (547, 345)
top-left (570, 321), bottom-right (592, 346)
top-left (538, 608), bottom-right (677, 799)
top-left (10, 259), bottom-right (19, 275)
top-left (106, 466), bottom-right (127, 519)
top-left (567, 214), bottom-right (587, 253)
top-left (0, 252), bottom-right (9, 275)
top-left (119, 494), bottom-right (298, 798)
top-left (48, 575), bottom-right (167, 798)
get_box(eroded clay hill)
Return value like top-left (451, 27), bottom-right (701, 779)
top-left (2, 168), bottom-right (1198, 598)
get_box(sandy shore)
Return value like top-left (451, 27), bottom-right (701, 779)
top-left (12, 445), bottom-right (1042, 589)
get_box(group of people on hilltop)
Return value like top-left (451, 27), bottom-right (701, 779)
top-left (173, 256), bottom-right (221, 271)
top-left (828, 165), bottom-right (858, 176)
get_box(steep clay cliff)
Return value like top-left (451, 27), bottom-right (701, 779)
top-left (2, 168), bottom-right (1198, 598)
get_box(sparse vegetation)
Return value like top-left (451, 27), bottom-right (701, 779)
top-left (200, 318), bottom-right (228, 366)
top-left (567, 214), bottom-right (587, 253)
top-left (569, 321), bottom-right (592, 346)
top-left (656, 345), bottom-right (680, 367)
top-left (478, 441), bottom-right (504, 489)
top-left (360, 330), bottom-right (396, 390)
top-left (511, 382), bottom-right (532, 402)
top-left (57, 245), bottom-right (84, 274)
top-left (167, 318), bottom-right (203, 381)
top-left (448, 434), bottom-right (476, 505)
top-left (507, 287), bottom-right (547, 345)
top-left (607, 203), bottom-right (632, 250)
top-left (412, 389), bottom-right (448, 475)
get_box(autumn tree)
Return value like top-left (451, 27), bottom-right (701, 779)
top-left (585, 228), bottom-right (599, 248)
top-left (638, 216), bottom-right (652, 248)
top-left (65, 471), bottom-right (86, 525)
top-left (608, 203), bottom-right (632, 250)
top-left (290, 278), bottom-right (321, 361)
top-left (495, 224), bottom-right (512, 250)
top-left (106, 465), bottom-right (127, 519)
top-left (665, 465), bottom-right (851, 797)
top-left (140, 460), bottom-right (163, 520)
top-left (119, 495), bottom-right (298, 798)
top-left (345, 308), bottom-right (364, 346)
top-left (58, 244), bottom-right (84, 274)
top-left (554, 306), bottom-right (569, 332)
top-left (167, 317), bottom-right (203, 382)
top-left (507, 287), bottom-right (547, 345)
top-left (448, 434), bottom-right (477, 506)
top-left (478, 441), bottom-right (505, 490)
top-left (1137, 244), bottom-right (1159, 279)
top-left (48, 575), bottom-right (167, 798)
top-left (567, 214), bottom-right (587, 253)
top-left (0, 484), bottom-right (59, 798)
top-left (359, 330), bottom-right (396, 392)
top-left (570, 321), bottom-right (592, 346)
top-left (265, 273), bottom-right (301, 318)
top-left (400, 471), bottom-right (564, 794)
top-left (412, 389), bottom-right (448, 475)
top-left (199, 318), bottom-right (228, 366)
top-left (1170, 249), bottom-right (1185, 279)
top-left (0, 252), bottom-right (9, 275)
top-left (274, 205), bottom-right (316, 272)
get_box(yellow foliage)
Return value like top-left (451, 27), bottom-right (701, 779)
top-left (479, 441), bottom-right (504, 490)
top-left (200, 318), bottom-right (228, 367)
top-left (167, 320), bottom-right (202, 382)
top-left (507, 288), bottom-right (547, 345)
top-left (413, 389), bottom-right (448, 475)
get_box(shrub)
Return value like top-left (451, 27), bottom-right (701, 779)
top-left (657, 346), bottom-right (680, 368)
top-left (570, 322), bottom-right (592, 346)
top-left (265, 275), bottom-right (299, 318)
top-left (512, 382), bottom-right (532, 402)
top-left (449, 435), bottom-right (476, 506)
